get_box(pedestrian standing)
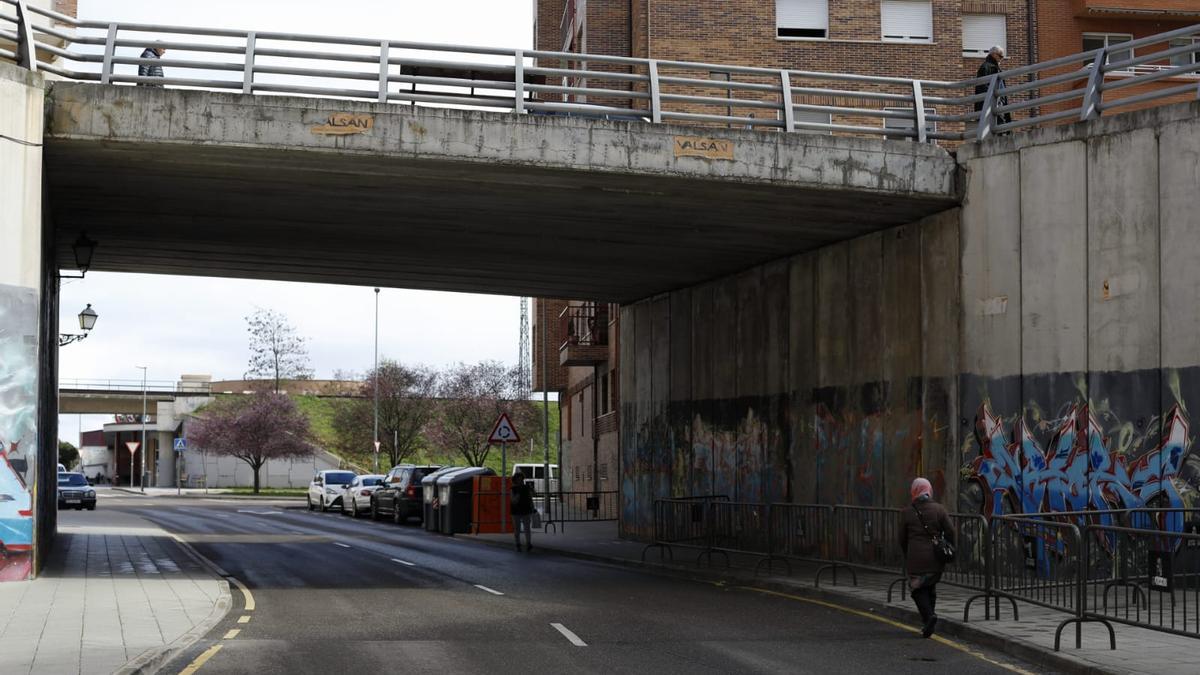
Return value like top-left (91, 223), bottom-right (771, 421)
top-left (900, 477), bottom-right (955, 638)
top-left (138, 43), bottom-right (166, 86)
top-left (510, 471), bottom-right (535, 552)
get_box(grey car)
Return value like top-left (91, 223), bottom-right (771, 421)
top-left (57, 472), bottom-right (96, 510)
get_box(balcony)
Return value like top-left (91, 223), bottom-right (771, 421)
top-left (559, 302), bottom-right (611, 366)
top-left (1076, 0), bottom-right (1200, 20)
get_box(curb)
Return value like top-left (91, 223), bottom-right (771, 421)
top-left (109, 487), bottom-right (304, 501)
top-left (113, 533), bottom-right (235, 675)
top-left (461, 534), bottom-right (1115, 675)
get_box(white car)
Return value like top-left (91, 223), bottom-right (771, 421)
top-left (307, 470), bottom-right (357, 512)
top-left (340, 474), bottom-right (384, 517)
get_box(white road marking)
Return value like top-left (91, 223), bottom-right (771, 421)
top-left (551, 622), bottom-right (587, 647)
top-left (223, 628), bottom-right (241, 639)
top-left (238, 615), bottom-right (251, 624)
top-left (333, 542), bottom-right (351, 548)
top-left (391, 558), bottom-right (416, 566)
top-left (236, 509), bottom-right (283, 515)
top-left (474, 584), bottom-right (504, 596)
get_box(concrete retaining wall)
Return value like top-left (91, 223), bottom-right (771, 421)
top-left (619, 210), bottom-right (962, 538)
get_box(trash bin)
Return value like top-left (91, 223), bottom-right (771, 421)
top-left (438, 467), bottom-right (495, 535)
top-left (422, 466), bottom-right (461, 533)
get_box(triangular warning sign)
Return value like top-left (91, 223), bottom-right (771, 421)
top-left (488, 413), bottom-right (520, 444)
top-left (125, 441), bottom-right (141, 454)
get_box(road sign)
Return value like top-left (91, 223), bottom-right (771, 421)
top-left (373, 441), bottom-right (381, 453)
top-left (125, 441), bottom-right (140, 454)
top-left (488, 413), bottom-right (520, 444)
top-left (173, 438), bottom-right (187, 452)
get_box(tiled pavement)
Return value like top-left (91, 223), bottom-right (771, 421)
top-left (0, 509), bottom-right (229, 675)
top-left (468, 520), bottom-right (1199, 675)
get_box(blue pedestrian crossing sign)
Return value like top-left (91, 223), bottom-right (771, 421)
top-left (173, 438), bottom-right (187, 452)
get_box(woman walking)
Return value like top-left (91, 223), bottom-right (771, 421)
top-left (900, 477), bottom-right (955, 638)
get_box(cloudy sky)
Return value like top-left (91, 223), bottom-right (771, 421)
top-left (60, 0), bottom-right (535, 442)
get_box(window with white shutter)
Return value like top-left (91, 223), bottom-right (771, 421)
top-left (881, 0), bottom-right (933, 43)
top-left (777, 0), bottom-right (828, 39)
top-left (884, 107), bottom-right (936, 141)
top-left (962, 14), bottom-right (1006, 57)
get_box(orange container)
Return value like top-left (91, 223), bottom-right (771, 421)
top-left (472, 476), bottom-right (513, 534)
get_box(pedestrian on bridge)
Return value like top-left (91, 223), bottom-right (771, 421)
top-left (510, 471), bottom-right (535, 552)
top-left (138, 43), bottom-right (166, 86)
top-left (900, 477), bottom-right (955, 638)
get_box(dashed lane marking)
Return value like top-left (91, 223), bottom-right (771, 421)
top-left (229, 576), bottom-right (255, 611)
top-left (334, 542), bottom-right (351, 548)
top-left (237, 616), bottom-right (251, 624)
top-left (551, 622), bottom-right (588, 647)
top-left (474, 584), bottom-right (504, 596)
top-left (739, 587), bottom-right (1036, 675)
top-left (222, 629), bottom-right (240, 639)
top-left (178, 644), bottom-right (222, 675)
top-left (391, 558), bottom-right (416, 566)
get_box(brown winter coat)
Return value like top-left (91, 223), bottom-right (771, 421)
top-left (900, 499), bottom-right (955, 575)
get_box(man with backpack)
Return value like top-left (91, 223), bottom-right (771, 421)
top-left (510, 471), bottom-right (536, 552)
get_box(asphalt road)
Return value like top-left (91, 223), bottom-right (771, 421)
top-left (98, 496), bottom-right (1044, 675)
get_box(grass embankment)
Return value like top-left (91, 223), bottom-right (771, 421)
top-left (292, 396), bottom-right (562, 475)
top-left (225, 487), bottom-right (308, 497)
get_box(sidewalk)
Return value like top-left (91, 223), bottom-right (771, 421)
top-left (0, 509), bottom-right (230, 675)
top-left (109, 486), bottom-right (303, 501)
top-left (467, 521), bottom-right (1193, 675)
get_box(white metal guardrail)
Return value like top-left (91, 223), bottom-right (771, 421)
top-left (2, 0), bottom-right (1198, 144)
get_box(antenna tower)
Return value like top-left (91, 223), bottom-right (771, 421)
top-left (518, 297), bottom-right (531, 399)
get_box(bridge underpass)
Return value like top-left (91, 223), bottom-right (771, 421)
top-left (43, 82), bottom-right (958, 303)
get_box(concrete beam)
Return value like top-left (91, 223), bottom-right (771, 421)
top-left (42, 81), bottom-right (958, 303)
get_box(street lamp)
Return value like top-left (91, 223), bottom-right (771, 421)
top-left (59, 233), bottom-right (97, 279)
top-left (137, 366), bottom-right (148, 493)
top-left (59, 304), bottom-right (98, 346)
top-left (373, 287), bottom-right (380, 473)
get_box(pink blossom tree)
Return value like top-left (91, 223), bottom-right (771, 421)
top-left (189, 392), bottom-right (317, 493)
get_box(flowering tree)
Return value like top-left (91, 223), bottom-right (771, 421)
top-left (426, 361), bottom-right (533, 467)
top-left (189, 392), bottom-right (317, 493)
top-left (245, 308), bottom-right (313, 393)
top-left (332, 361), bottom-right (440, 468)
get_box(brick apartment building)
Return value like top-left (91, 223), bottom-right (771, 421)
top-left (1035, 1), bottom-right (1200, 114)
top-left (532, 299), bottom-right (620, 493)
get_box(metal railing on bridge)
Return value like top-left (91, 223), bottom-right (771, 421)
top-left (58, 377), bottom-right (212, 395)
top-left (3, 0), bottom-right (1198, 146)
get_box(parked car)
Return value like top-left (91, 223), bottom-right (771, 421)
top-left (340, 474), bottom-right (384, 518)
top-left (371, 464), bottom-right (440, 524)
top-left (307, 470), bottom-right (357, 512)
top-left (511, 463), bottom-right (559, 496)
top-left (57, 472), bottom-right (96, 511)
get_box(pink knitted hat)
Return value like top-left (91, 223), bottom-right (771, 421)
top-left (911, 477), bottom-right (933, 501)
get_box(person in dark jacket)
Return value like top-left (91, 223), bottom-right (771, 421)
top-left (900, 477), bottom-right (955, 638)
top-left (510, 471), bottom-right (536, 552)
top-left (138, 44), bottom-right (166, 86)
top-left (974, 45), bottom-right (1011, 131)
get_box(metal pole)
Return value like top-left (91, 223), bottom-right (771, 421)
top-left (501, 440), bottom-right (507, 535)
top-left (541, 301), bottom-right (550, 530)
top-left (373, 287), bottom-right (380, 474)
top-left (138, 366), bottom-right (147, 492)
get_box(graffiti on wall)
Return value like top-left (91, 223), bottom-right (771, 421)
top-left (0, 283), bottom-right (38, 580)
top-left (966, 401), bottom-right (1193, 535)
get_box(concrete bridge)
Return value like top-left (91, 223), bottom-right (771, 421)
top-left (3, 3), bottom-right (1200, 577)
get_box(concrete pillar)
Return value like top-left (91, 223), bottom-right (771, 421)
top-left (157, 431), bottom-right (175, 487)
top-left (0, 63), bottom-right (46, 579)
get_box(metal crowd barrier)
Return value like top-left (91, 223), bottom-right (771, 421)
top-left (543, 490), bottom-right (619, 530)
top-left (824, 505), bottom-right (902, 591)
top-left (641, 496), bottom-right (729, 563)
top-left (766, 503), bottom-right (833, 579)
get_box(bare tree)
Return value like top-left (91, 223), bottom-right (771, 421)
top-left (426, 361), bottom-right (531, 467)
top-left (245, 308), bottom-right (313, 393)
top-left (332, 361), bottom-right (439, 468)
top-left (189, 392), bottom-right (317, 493)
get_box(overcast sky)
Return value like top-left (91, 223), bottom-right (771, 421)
top-left (60, 0), bottom-right (535, 442)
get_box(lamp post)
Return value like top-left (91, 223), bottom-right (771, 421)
top-left (59, 304), bottom-right (98, 346)
top-left (59, 232), bottom-right (97, 280)
top-left (137, 366), bottom-right (147, 492)
top-left (373, 287), bottom-right (380, 473)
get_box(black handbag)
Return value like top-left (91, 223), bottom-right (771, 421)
top-left (914, 504), bottom-right (955, 564)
